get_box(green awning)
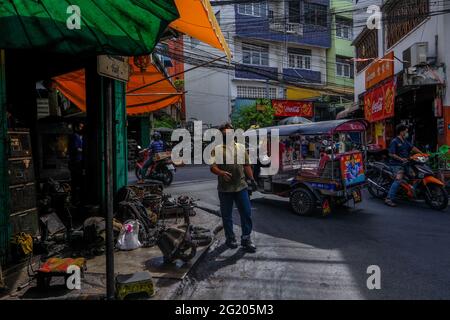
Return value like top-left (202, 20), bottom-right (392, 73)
top-left (0, 0), bottom-right (179, 56)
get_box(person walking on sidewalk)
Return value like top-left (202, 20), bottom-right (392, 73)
top-left (210, 123), bottom-right (257, 253)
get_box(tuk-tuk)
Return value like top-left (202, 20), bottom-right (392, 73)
top-left (247, 119), bottom-right (368, 216)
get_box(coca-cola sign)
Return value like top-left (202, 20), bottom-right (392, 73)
top-left (364, 78), bottom-right (396, 123)
top-left (272, 100), bottom-right (314, 117)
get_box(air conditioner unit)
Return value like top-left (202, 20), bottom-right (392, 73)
top-left (403, 42), bottom-right (428, 67)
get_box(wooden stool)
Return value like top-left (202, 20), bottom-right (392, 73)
top-left (115, 272), bottom-right (155, 300)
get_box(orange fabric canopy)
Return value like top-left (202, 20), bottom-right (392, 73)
top-left (53, 63), bottom-right (182, 115)
top-left (170, 0), bottom-right (231, 61)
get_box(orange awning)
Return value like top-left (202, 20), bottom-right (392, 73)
top-left (170, 0), bottom-right (231, 61)
top-left (53, 63), bottom-right (182, 115)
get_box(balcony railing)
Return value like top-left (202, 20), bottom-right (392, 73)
top-left (269, 22), bottom-right (303, 36)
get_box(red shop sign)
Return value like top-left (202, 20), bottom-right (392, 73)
top-left (272, 100), bottom-right (314, 117)
top-left (364, 78), bottom-right (396, 123)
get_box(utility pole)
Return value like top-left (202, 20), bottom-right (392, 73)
top-left (104, 78), bottom-right (115, 300)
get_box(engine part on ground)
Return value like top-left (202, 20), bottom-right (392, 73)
top-left (143, 194), bottom-right (162, 214)
top-left (190, 226), bottom-right (213, 247)
top-left (160, 200), bottom-right (196, 220)
top-left (116, 271), bottom-right (155, 300)
top-left (157, 225), bottom-right (197, 264)
top-left (83, 217), bottom-right (122, 255)
top-left (126, 184), bottom-right (163, 201)
top-left (177, 195), bottom-right (195, 207)
top-left (162, 193), bottom-right (176, 207)
top-left (117, 186), bottom-right (139, 202)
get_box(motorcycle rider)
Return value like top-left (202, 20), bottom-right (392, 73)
top-left (138, 131), bottom-right (166, 183)
top-left (385, 124), bottom-right (422, 207)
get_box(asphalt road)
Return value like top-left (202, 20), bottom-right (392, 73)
top-left (165, 165), bottom-right (450, 300)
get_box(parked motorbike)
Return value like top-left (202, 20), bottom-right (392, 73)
top-left (367, 153), bottom-right (448, 210)
top-left (135, 146), bottom-right (176, 186)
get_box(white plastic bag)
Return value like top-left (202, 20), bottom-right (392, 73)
top-left (116, 220), bottom-right (142, 251)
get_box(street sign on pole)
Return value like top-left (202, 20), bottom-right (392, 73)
top-left (98, 55), bottom-right (130, 82)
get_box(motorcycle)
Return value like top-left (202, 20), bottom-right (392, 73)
top-left (135, 146), bottom-right (176, 186)
top-left (367, 153), bottom-right (448, 210)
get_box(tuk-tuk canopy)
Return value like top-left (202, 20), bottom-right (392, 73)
top-left (246, 119), bottom-right (368, 137)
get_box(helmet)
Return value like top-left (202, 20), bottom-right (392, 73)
top-left (153, 131), bottom-right (162, 140)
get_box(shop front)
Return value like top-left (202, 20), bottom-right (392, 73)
top-left (364, 78), bottom-right (396, 149)
top-left (395, 65), bottom-right (446, 151)
top-left (362, 52), bottom-right (396, 149)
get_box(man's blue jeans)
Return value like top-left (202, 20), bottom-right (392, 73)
top-left (141, 157), bottom-right (153, 179)
top-left (387, 166), bottom-right (404, 200)
top-left (218, 189), bottom-right (253, 241)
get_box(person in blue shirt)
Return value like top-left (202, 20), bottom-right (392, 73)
top-left (138, 131), bottom-right (165, 183)
top-left (385, 124), bottom-right (422, 207)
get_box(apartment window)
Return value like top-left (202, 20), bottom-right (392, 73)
top-left (336, 56), bottom-right (353, 78)
top-left (336, 62), bottom-right (351, 78)
top-left (237, 86), bottom-right (277, 99)
top-left (288, 1), bottom-right (301, 23)
top-left (304, 3), bottom-right (327, 27)
top-left (242, 44), bottom-right (269, 66)
top-left (336, 17), bottom-right (352, 40)
top-left (288, 48), bottom-right (312, 70)
top-left (238, 2), bottom-right (263, 17)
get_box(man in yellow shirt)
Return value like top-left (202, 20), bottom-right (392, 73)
top-left (210, 123), bottom-right (257, 253)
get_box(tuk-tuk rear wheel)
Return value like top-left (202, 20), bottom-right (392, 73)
top-left (290, 188), bottom-right (316, 216)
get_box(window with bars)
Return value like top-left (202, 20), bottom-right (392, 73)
top-left (237, 2), bottom-right (264, 17)
top-left (384, 0), bottom-right (429, 48)
top-left (336, 17), bottom-right (353, 40)
top-left (355, 28), bottom-right (378, 73)
top-left (237, 86), bottom-right (277, 99)
top-left (242, 44), bottom-right (269, 66)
